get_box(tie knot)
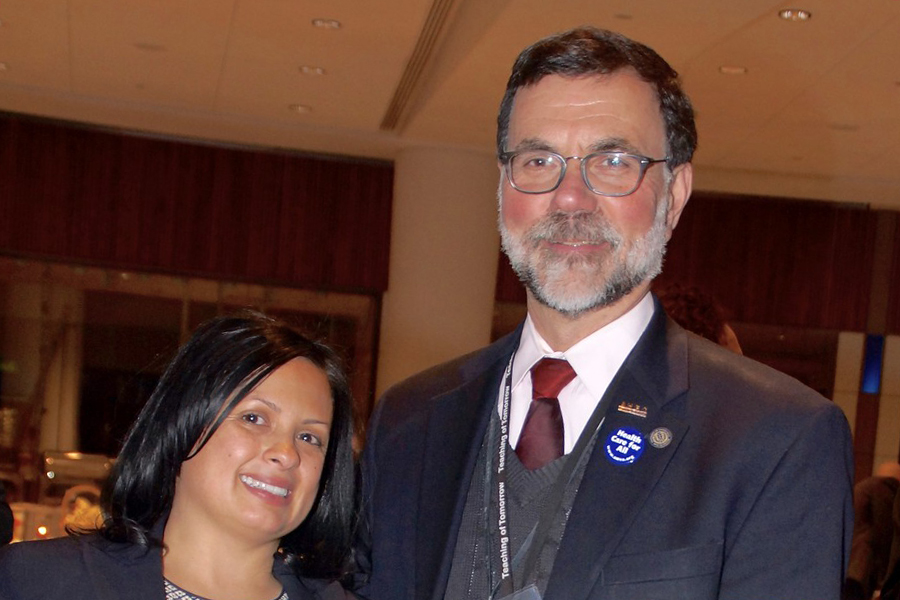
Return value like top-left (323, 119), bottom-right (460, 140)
top-left (531, 357), bottom-right (576, 400)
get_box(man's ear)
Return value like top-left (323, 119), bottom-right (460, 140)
top-left (665, 162), bottom-right (693, 236)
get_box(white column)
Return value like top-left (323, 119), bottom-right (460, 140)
top-left (376, 145), bottom-right (500, 396)
top-left (875, 335), bottom-right (900, 466)
top-left (38, 285), bottom-right (84, 451)
top-left (833, 331), bottom-right (864, 434)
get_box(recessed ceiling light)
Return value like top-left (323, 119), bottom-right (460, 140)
top-left (300, 65), bottom-right (326, 76)
top-left (288, 104), bottom-right (312, 113)
top-left (719, 65), bottom-right (748, 75)
top-left (312, 18), bottom-right (341, 29)
top-left (778, 8), bottom-right (812, 21)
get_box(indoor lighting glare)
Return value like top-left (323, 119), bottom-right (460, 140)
top-left (288, 104), bottom-right (311, 114)
top-left (778, 8), bottom-right (812, 21)
top-left (312, 18), bottom-right (341, 29)
top-left (719, 65), bottom-right (748, 75)
top-left (300, 65), bottom-right (326, 76)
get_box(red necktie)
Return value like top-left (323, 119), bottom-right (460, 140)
top-left (516, 357), bottom-right (576, 470)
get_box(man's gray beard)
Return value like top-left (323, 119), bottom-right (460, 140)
top-left (499, 197), bottom-right (669, 318)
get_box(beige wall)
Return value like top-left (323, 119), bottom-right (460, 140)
top-left (876, 335), bottom-right (900, 468)
top-left (833, 332), bottom-right (864, 433)
top-left (833, 332), bottom-right (900, 473)
top-left (376, 146), bottom-right (500, 396)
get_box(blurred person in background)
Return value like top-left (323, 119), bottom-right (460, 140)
top-left (657, 283), bottom-right (742, 354)
top-left (0, 312), bottom-right (356, 600)
top-left (845, 462), bottom-right (900, 600)
top-left (0, 481), bottom-right (12, 546)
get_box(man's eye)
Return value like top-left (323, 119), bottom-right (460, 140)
top-left (599, 154), bottom-right (632, 170)
top-left (520, 153), bottom-right (558, 169)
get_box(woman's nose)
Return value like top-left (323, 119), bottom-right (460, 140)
top-left (263, 438), bottom-right (300, 469)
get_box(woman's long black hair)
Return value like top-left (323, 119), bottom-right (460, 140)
top-left (98, 311), bottom-right (356, 579)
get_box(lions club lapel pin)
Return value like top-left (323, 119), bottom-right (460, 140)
top-left (648, 427), bottom-right (673, 449)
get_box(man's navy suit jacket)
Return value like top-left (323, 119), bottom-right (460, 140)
top-left (356, 301), bottom-right (854, 600)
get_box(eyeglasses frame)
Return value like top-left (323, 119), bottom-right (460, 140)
top-left (499, 150), bottom-right (669, 197)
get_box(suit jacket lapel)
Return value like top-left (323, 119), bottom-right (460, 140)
top-left (415, 329), bottom-right (521, 600)
top-left (83, 536), bottom-right (165, 600)
top-left (546, 303), bottom-right (690, 600)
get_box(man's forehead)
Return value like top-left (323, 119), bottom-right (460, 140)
top-left (506, 70), bottom-right (666, 149)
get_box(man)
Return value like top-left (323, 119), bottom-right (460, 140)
top-left (844, 463), bottom-right (900, 600)
top-left (881, 480), bottom-right (900, 600)
top-left (355, 27), bottom-right (853, 600)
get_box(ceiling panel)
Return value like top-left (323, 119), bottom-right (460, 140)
top-left (0, 0), bottom-right (898, 207)
top-left (68, 0), bottom-right (234, 106)
top-left (0, 0), bottom-right (70, 89)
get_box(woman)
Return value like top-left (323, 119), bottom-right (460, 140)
top-left (0, 312), bottom-right (356, 600)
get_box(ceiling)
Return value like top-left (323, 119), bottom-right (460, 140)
top-left (1, 0), bottom-right (899, 208)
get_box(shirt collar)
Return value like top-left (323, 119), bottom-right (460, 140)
top-left (512, 293), bottom-right (655, 398)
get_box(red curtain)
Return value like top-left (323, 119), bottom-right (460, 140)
top-left (0, 115), bottom-right (394, 293)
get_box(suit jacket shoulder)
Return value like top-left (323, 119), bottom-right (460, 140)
top-left (0, 534), bottom-right (342, 600)
top-left (0, 534), bottom-right (164, 600)
top-left (370, 327), bottom-right (520, 437)
top-left (546, 315), bottom-right (853, 600)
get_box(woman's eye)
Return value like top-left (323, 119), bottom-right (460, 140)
top-left (242, 413), bottom-right (265, 425)
top-left (298, 432), bottom-right (323, 447)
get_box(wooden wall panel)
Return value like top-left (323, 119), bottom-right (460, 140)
top-left (658, 193), bottom-right (875, 331)
top-left (0, 115), bottom-right (393, 292)
top-left (888, 217), bottom-right (900, 335)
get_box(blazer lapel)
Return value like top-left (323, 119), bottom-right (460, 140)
top-left (545, 304), bottom-right (690, 600)
top-left (415, 330), bottom-right (520, 600)
top-left (83, 537), bottom-right (165, 600)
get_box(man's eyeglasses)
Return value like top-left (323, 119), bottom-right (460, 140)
top-left (499, 150), bottom-right (668, 197)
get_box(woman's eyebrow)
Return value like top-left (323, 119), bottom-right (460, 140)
top-left (245, 396), bottom-right (281, 413)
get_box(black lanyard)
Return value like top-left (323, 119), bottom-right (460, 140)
top-left (490, 352), bottom-right (609, 598)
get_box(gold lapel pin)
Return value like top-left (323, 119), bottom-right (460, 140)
top-left (617, 402), bottom-right (648, 418)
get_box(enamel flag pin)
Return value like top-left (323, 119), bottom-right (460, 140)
top-left (617, 402), bottom-right (648, 418)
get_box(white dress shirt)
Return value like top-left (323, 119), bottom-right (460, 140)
top-left (504, 293), bottom-right (655, 453)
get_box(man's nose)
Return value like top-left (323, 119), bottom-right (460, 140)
top-left (550, 159), bottom-right (599, 213)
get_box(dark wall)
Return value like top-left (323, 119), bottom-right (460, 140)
top-left (0, 115), bottom-right (394, 293)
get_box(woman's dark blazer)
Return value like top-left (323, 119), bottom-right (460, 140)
top-left (0, 533), bottom-right (349, 600)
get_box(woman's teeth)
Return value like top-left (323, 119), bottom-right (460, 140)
top-left (240, 475), bottom-right (289, 497)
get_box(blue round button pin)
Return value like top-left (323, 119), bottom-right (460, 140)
top-left (604, 426), bottom-right (645, 465)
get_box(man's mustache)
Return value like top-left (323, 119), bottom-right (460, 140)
top-left (527, 212), bottom-right (622, 248)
